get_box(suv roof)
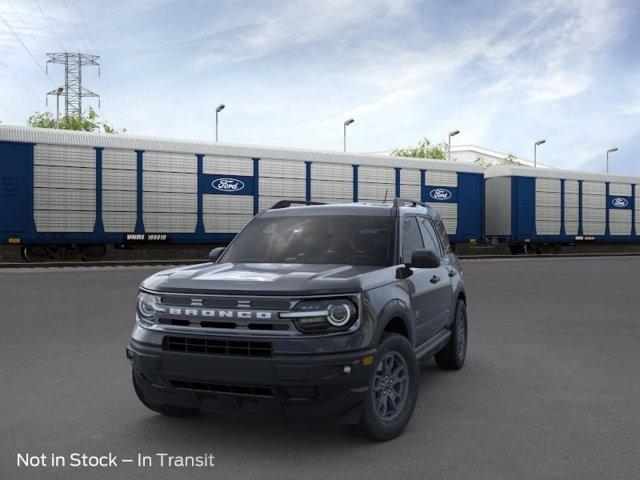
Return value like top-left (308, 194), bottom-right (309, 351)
top-left (262, 198), bottom-right (437, 218)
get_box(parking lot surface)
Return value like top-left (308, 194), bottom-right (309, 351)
top-left (1, 257), bottom-right (639, 479)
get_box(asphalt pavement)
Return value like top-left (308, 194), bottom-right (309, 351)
top-left (1, 257), bottom-right (639, 480)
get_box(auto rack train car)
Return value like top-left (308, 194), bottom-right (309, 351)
top-left (0, 125), bottom-right (484, 261)
top-left (485, 165), bottom-right (640, 254)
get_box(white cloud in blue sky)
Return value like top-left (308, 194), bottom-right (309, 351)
top-left (1, 0), bottom-right (639, 173)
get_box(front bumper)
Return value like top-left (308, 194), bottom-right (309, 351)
top-left (127, 337), bottom-right (376, 424)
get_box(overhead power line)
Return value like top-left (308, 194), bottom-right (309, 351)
top-left (0, 57), bottom-right (43, 102)
top-left (0, 103), bottom-right (25, 122)
top-left (68, 0), bottom-right (125, 125)
top-left (72, 0), bottom-right (97, 47)
top-left (99, 72), bottom-right (124, 125)
top-left (5, 0), bottom-right (64, 85)
top-left (0, 11), bottom-right (57, 88)
top-left (61, 0), bottom-right (90, 52)
top-left (6, 0), bottom-right (47, 53)
top-left (34, 0), bottom-right (67, 52)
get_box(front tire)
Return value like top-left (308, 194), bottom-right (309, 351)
top-left (435, 299), bottom-right (468, 370)
top-left (132, 371), bottom-right (200, 417)
top-left (351, 333), bottom-right (419, 441)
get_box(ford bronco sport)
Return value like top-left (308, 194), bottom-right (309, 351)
top-left (128, 198), bottom-right (468, 441)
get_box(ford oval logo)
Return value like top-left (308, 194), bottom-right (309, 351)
top-left (212, 177), bottom-right (244, 192)
top-left (611, 197), bottom-right (628, 208)
top-left (429, 188), bottom-right (452, 201)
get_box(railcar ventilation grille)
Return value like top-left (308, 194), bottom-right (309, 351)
top-left (170, 380), bottom-right (274, 397)
top-left (163, 336), bottom-right (272, 357)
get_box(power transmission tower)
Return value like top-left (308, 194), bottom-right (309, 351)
top-left (46, 53), bottom-right (100, 117)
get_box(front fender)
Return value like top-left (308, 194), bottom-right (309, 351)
top-left (363, 282), bottom-right (415, 348)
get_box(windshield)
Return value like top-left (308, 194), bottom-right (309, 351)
top-left (221, 215), bottom-right (396, 266)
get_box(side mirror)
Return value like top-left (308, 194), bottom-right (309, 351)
top-left (409, 249), bottom-right (440, 269)
top-left (209, 247), bottom-right (225, 263)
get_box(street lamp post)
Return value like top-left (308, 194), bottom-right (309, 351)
top-left (343, 118), bottom-right (355, 152)
top-left (55, 87), bottom-right (64, 123)
top-left (606, 147), bottom-right (618, 173)
top-left (215, 104), bottom-right (225, 142)
top-left (534, 139), bottom-right (546, 167)
top-left (448, 130), bottom-right (460, 162)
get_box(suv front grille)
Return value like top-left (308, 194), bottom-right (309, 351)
top-left (157, 318), bottom-right (290, 331)
top-left (163, 336), bottom-right (272, 357)
top-left (154, 295), bottom-right (296, 334)
top-left (171, 380), bottom-right (274, 397)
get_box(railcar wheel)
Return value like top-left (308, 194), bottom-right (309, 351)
top-left (79, 244), bottom-right (107, 262)
top-left (22, 245), bottom-right (52, 262)
top-left (540, 243), bottom-right (554, 254)
top-left (508, 244), bottom-right (524, 255)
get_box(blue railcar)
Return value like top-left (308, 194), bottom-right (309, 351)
top-left (485, 165), bottom-right (640, 254)
top-left (0, 126), bottom-right (484, 261)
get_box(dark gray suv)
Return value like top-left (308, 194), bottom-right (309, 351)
top-left (127, 198), bottom-right (468, 441)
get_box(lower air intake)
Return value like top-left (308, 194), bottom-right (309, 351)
top-left (171, 380), bottom-right (274, 397)
top-left (163, 336), bottom-right (272, 357)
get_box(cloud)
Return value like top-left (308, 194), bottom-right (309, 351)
top-left (188, 0), bottom-right (415, 69)
top-left (1, 0), bottom-right (639, 174)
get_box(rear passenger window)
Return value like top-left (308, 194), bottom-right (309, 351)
top-left (401, 217), bottom-right (424, 264)
top-left (418, 217), bottom-right (442, 256)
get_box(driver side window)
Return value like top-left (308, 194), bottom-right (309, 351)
top-left (401, 217), bottom-right (424, 264)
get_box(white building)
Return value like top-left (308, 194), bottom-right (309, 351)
top-left (450, 145), bottom-right (552, 169)
top-left (365, 145), bottom-right (553, 169)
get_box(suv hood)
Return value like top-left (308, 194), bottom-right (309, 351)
top-left (142, 262), bottom-right (396, 296)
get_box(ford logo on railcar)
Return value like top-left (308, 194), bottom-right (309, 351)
top-left (429, 188), bottom-right (452, 201)
top-left (212, 178), bottom-right (244, 192)
top-left (611, 197), bottom-right (628, 208)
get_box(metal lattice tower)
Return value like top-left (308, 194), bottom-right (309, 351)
top-left (46, 53), bottom-right (100, 117)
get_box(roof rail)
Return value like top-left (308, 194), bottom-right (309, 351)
top-left (270, 200), bottom-right (326, 209)
top-left (392, 197), bottom-right (428, 208)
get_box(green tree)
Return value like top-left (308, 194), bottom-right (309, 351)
top-left (503, 153), bottom-right (519, 165)
top-left (474, 152), bottom-right (521, 168)
top-left (391, 138), bottom-right (451, 160)
top-left (474, 156), bottom-right (492, 169)
top-left (27, 107), bottom-right (125, 133)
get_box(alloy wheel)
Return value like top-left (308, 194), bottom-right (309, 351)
top-left (372, 351), bottom-right (410, 421)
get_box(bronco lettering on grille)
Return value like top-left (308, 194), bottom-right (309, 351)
top-left (165, 308), bottom-right (273, 319)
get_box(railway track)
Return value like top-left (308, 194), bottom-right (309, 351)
top-left (0, 259), bottom-right (201, 269)
top-left (2, 251), bottom-right (640, 269)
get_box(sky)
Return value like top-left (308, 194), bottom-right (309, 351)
top-left (1, 0), bottom-right (639, 174)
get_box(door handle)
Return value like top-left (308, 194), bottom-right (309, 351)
top-left (430, 275), bottom-right (441, 284)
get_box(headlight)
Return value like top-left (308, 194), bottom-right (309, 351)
top-left (137, 292), bottom-right (161, 326)
top-left (281, 298), bottom-right (358, 334)
top-left (327, 303), bottom-right (352, 326)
